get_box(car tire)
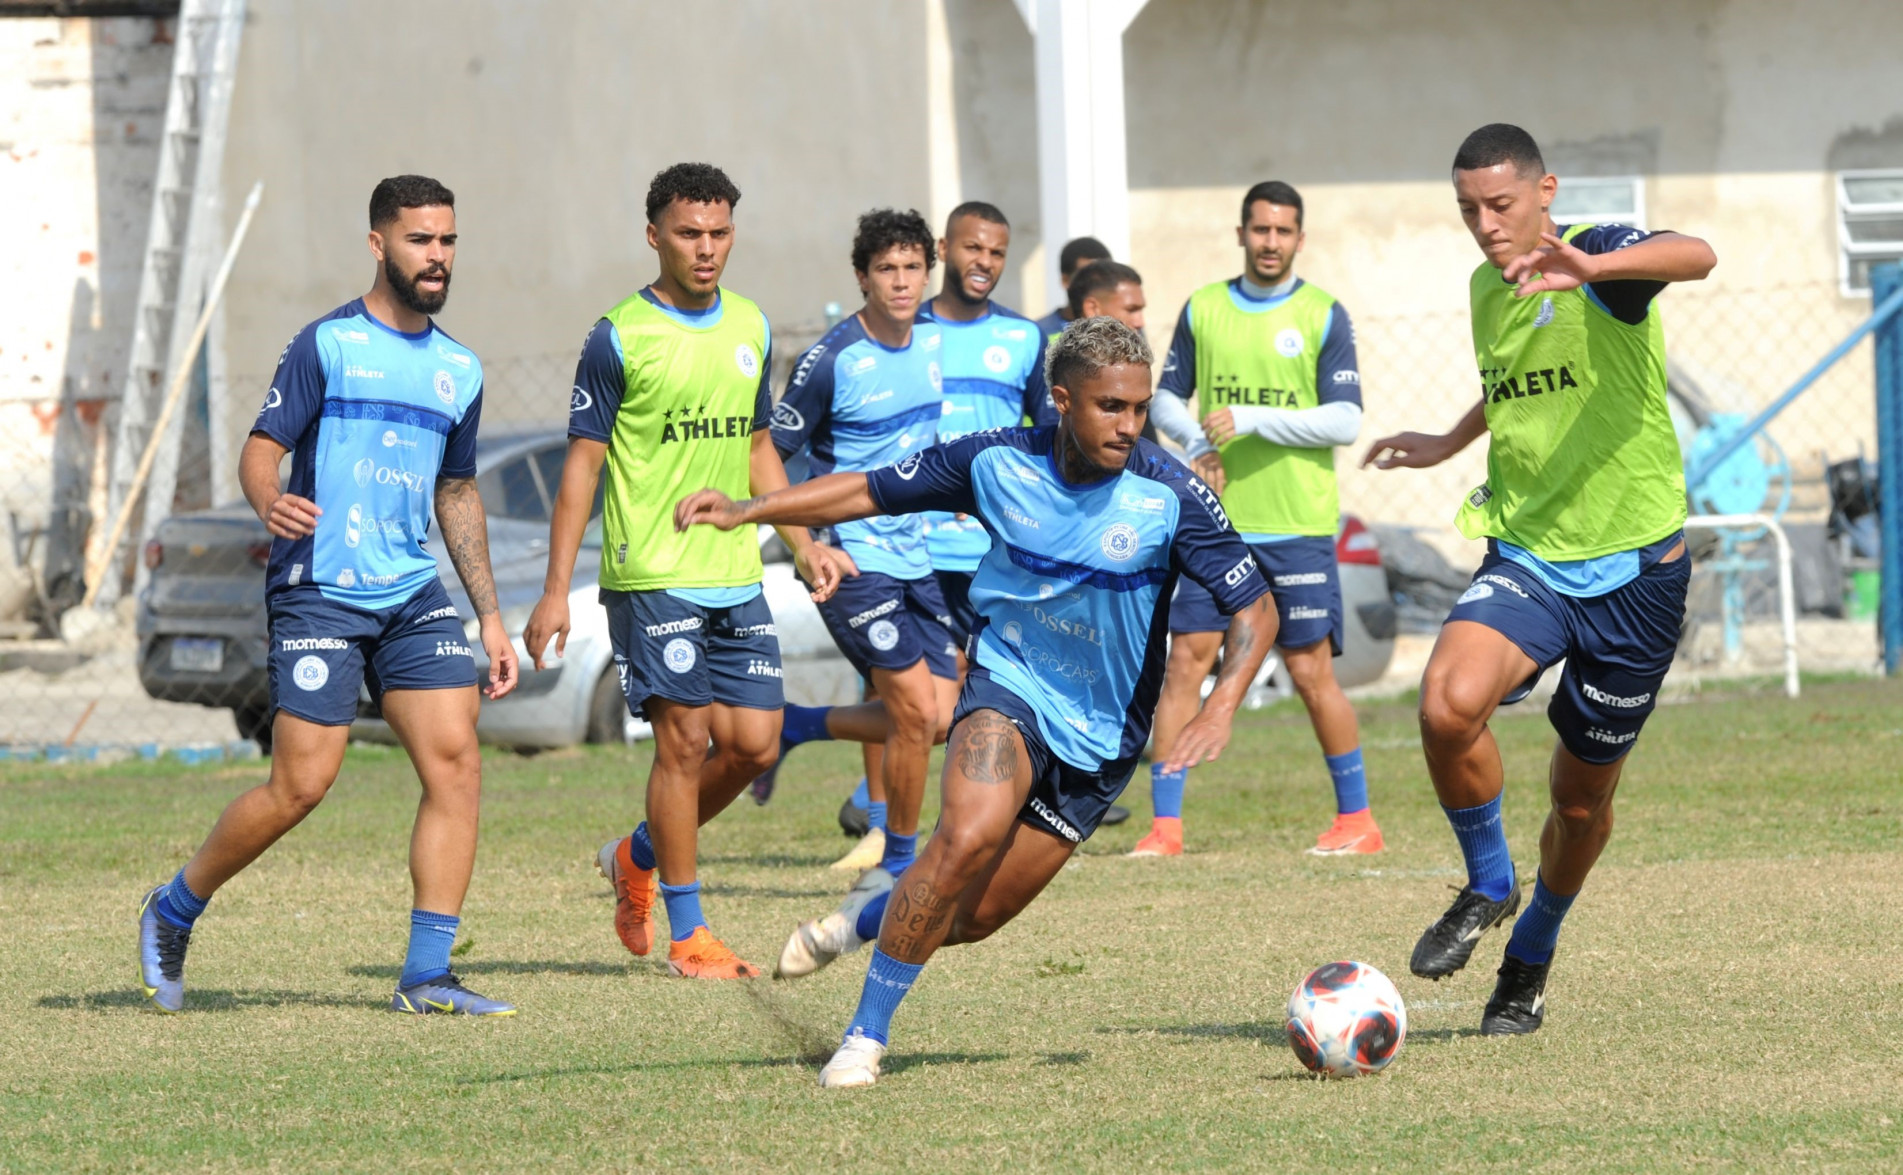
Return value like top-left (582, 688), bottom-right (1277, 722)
top-left (586, 668), bottom-right (628, 745)
top-left (233, 704), bottom-right (273, 756)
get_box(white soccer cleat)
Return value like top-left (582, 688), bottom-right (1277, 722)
top-left (829, 826), bottom-right (885, 872)
top-left (775, 867), bottom-right (889, 980)
top-left (819, 1030), bottom-right (887, 1088)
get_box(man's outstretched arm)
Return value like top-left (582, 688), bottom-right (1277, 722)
top-left (675, 472), bottom-right (880, 534)
top-left (1361, 401), bottom-right (1488, 470)
top-left (1162, 594), bottom-right (1277, 771)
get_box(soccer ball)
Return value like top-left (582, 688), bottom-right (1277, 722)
top-left (1286, 961), bottom-right (1407, 1078)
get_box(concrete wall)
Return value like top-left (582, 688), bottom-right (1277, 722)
top-left (1111, 0), bottom-right (1903, 530)
top-left (217, 0), bottom-right (938, 419)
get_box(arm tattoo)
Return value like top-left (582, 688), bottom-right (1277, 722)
top-left (1212, 601), bottom-right (1261, 689)
top-left (954, 711), bottom-right (1021, 786)
top-left (884, 877), bottom-right (955, 960)
top-left (434, 476), bottom-right (499, 617)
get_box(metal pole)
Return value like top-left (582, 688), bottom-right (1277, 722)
top-left (1686, 279), bottom-right (1903, 493)
top-left (1683, 514), bottom-right (1800, 698)
top-left (1873, 264), bottom-right (1903, 675)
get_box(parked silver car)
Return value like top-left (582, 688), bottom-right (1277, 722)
top-left (135, 429), bottom-right (836, 751)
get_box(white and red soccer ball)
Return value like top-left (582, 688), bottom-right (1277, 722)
top-left (1286, 961), bottom-right (1407, 1078)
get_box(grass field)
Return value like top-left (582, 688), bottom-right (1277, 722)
top-left (4, 677), bottom-right (1902, 1171)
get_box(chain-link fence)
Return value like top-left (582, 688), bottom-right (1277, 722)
top-left (0, 285), bottom-right (1885, 758)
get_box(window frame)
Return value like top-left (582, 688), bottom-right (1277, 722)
top-left (1549, 174), bottom-right (1647, 231)
top-left (1837, 169), bottom-right (1903, 298)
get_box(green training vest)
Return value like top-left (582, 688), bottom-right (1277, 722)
top-left (1457, 224), bottom-right (1686, 560)
top-left (596, 289), bottom-right (768, 591)
top-left (1189, 279), bottom-right (1342, 536)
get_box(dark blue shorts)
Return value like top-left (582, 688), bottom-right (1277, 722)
top-left (1171, 534), bottom-right (1342, 654)
top-left (933, 568), bottom-right (978, 647)
top-left (267, 579), bottom-right (477, 726)
top-left (816, 570), bottom-right (958, 682)
top-left (602, 589), bottom-right (783, 718)
top-left (1446, 533), bottom-right (1690, 764)
top-left (956, 672), bottom-right (1141, 845)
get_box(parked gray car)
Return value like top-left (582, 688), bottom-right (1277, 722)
top-left (137, 430), bottom-right (1395, 750)
top-left (134, 429), bottom-right (836, 751)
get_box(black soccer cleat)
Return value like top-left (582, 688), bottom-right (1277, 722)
top-left (1101, 804), bottom-right (1131, 827)
top-left (1409, 881), bottom-right (1522, 979)
top-left (838, 796), bottom-right (871, 838)
top-left (1481, 952), bottom-right (1550, 1035)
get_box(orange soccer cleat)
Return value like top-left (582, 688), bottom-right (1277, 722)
top-left (597, 836), bottom-right (659, 956)
top-left (1309, 809), bottom-right (1385, 856)
top-left (667, 926), bottom-right (763, 979)
top-left (1128, 817), bottom-right (1183, 858)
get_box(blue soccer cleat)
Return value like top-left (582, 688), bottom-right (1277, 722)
top-left (390, 972), bottom-right (516, 1016)
top-left (138, 885), bottom-right (192, 1014)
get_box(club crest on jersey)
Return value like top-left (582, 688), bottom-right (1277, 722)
top-left (434, 370), bottom-right (456, 405)
top-left (663, 638), bottom-right (696, 674)
top-left (868, 619), bottom-right (900, 651)
top-left (1533, 297), bottom-right (1555, 328)
top-left (928, 362), bottom-right (943, 392)
top-left (982, 345), bottom-right (1011, 374)
top-left (1100, 523), bottom-right (1140, 562)
top-left (292, 655), bottom-right (329, 691)
top-left (1275, 328), bottom-right (1305, 358)
top-left (735, 344), bottom-right (759, 378)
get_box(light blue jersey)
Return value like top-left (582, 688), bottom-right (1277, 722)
top-left (915, 302), bottom-right (1044, 572)
top-left (868, 429), bottom-right (1269, 768)
top-left (772, 315), bottom-right (943, 579)
top-left (255, 299), bottom-right (483, 610)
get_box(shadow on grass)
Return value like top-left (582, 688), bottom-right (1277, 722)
top-left (699, 883), bottom-right (839, 900)
top-left (1036, 1050), bottom-right (1090, 1066)
top-left (345, 960), bottom-right (632, 979)
top-left (1094, 1021), bottom-right (1284, 1042)
top-left (1405, 1026), bottom-right (1486, 1043)
top-left (37, 989), bottom-right (376, 1012)
top-left (461, 1050), bottom-right (1008, 1085)
top-left (698, 852), bottom-right (840, 869)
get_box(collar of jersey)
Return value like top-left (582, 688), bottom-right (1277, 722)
top-left (639, 286), bottom-right (723, 329)
top-left (353, 298), bottom-right (435, 342)
top-left (852, 312), bottom-right (924, 354)
top-left (1229, 275), bottom-right (1303, 311)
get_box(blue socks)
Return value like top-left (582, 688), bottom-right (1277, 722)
top-left (782, 704), bottom-right (833, 747)
top-left (399, 909), bottom-right (459, 988)
top-left (1325, 748), bottom-right (1369, 815)
top-left (154, 869), bottom-right (207, 930)
top-left (1505, 873), bottom-right (1576, 965)
top-left (846, 948), bottom-right (923, 1045)
top-left (855, 889), bottom-right (891, 941)
top-left (1149, 764), bottom-right (1186, 820)
top-left (626, 822), bottom-right (656, 871)
top-left (866, 800), bottom-right (888, 833)
top-left (850, 777), bottom-right (871, 809)
top-left (881, 832), bottom-right (917, 876)
top-left (660, 880), bottom-right (707, 941)
top-left (1444, 795), bottom-right (1516, 901)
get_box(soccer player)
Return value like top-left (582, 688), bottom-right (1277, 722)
top-left (137, 176), bottom-right (519, 1016)
top-left (677, 317), bottom-right (1276, 1087)
top-left (766, 208), bottom-right (956, 887)
top-left (1139, 181), bottom-right (1379, 859)
top-left (521, 164), bottom-right (846, 980)
top-left (1033, 235), bottom-right (1114, 339)
top-left (1362, 123), bottom-right (1714, 1034)
top-left (1024, 259), bottom-right (1147, 427)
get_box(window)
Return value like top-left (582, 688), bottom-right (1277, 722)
top-left (1550, 176), bottom-right (1645, 229)
top-left (476, 455), bottom-right (549, 522)
top-left (1838, 171), bottom-right (1903, 297)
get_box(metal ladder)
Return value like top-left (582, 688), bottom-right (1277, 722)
top-left (94, 0), bottom-right (247, 607)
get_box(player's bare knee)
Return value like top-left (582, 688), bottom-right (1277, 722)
top-left (269, 769), bottom-right (335, 816)
top-left (1418, 683), bottom-right (1486, 750)
top-left (930, 826), bottom-right (1002, 887)
top-left (946, 909), bottom-right (1003, 945)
